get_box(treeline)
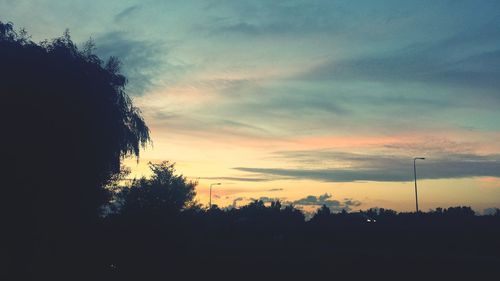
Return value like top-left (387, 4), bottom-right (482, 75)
top-left (93, 161), bottom-right (500, 279)
top-left (103, 161), bottom-right (499, 225)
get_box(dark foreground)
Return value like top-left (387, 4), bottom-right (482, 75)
top-left (108, 215), bottom-right (500, 279)
top-left (6, 210), bottom-right (500, 280)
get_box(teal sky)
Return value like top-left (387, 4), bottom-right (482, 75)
top-left (2, 0), bottom-right (500, 213)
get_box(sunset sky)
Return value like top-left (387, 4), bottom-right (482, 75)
top-left (2, 0), bottom-right (500, 214)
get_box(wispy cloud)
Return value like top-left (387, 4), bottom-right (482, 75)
top-left (200, 176), bottom-right (271, 182)
top-left (94, 31), bottom-right (184, 95)
top-left (291, 193), bottom-right (361, 212)
top-left (235, 151), bottom-right (500, 182)
top-left (298, 17), bottom-right (500, 96)
top-left (232, 197), bottom-right (245, 208)
top-left (114, 5), bottom-right (141, 23)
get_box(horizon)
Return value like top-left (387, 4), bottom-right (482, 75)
top-left (2, 0), bottom-right (500, 213)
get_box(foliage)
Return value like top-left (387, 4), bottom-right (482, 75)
top-left (429, 206), bottom-right (476, 217)
top-left (1, 21), bottom-right (151, 222)
top-left (1, 20), bottom-right (152, 278)
top-left (117, 161), bottom-right (198, 218)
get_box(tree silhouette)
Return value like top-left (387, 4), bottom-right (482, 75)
top-left (310, 205), bottom-right (333, 226)
top-left (443, 206), bottom-right (475, 217)
top-left (117, 161), bottom-right (197, 219)
top-left (376, 208), bottom-right (397, 218)
top-left (1, 21), bottom-right (150, 277)
top-left (317, 204), bottom-right (332, 216)
top-left (1, 21), bottom-right (150, 217)
top-left (494, 209), bottom-right (500, 217)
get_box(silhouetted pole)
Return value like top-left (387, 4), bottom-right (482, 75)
top-left (209, 183), bottom-right (221, 209)
top-left (413, 157), bottom-right (425, 213)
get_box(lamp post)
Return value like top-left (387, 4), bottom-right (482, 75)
top-left (413, 157), bottom-right (425, 213)
top-left (209, 183), bottom-right (221, 209)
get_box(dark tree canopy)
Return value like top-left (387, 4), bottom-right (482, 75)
top-left (1, 21), bottom-right (150, 225)
top-left (114, 161), bottom-right (197, 220)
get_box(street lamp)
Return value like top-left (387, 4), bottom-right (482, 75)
top-left (209, 183), bottom-right (221, 209)
top-left (413, 157), bottom-right (425, 213)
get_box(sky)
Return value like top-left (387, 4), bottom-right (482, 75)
top-left (2, 0), bottom-right (500, 214)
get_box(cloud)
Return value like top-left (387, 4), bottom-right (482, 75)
top-left (299, 18), bottom-right (500, 96)
top-left (200, 176), bottom-right (272, 182)
top-left (382, 138), bottom-right (477, 155)
top-left (232, 197), bottom-right (244, 208)
top-left (234, 151), bottom-right (500, 182)
top-left (146, 112), bottom-right (280, 141)
top-left (302, 49), bottom-right (500, 94)
top-left (268, 188), bottom-right (283, 192)
top-left (94, 31), bottom-right (183, 95)
top-left (250, 196), bottom-right (282, 204)
top-left (228, 193), bottom-right (361, 214)
top-left (291, 193), bottom-right (361, 212)
top-left (203, 1), bottom-right (336, 36)
top-left (203, 0), bottom-right (407, 37)
top-left (114, 5), bottom-right (141, 22)
top-left (231, 196), bottom-right (286, 208)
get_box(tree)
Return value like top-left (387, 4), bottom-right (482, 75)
top-left (377, 208), bottom-right (397, 217)
top-left (310, 205), bottom-right (331, 224)
top-left (443, 206), bottom-right (475, 217)
top-left (1, 21), bottom-right (150, 223)
top-left (316, 204), bottom-right (332, 216)
top-left (270, 200), bottom-right (282, 210)
top-left (1, 21), bottom-right (151, 277)
top-left (281, 204), bottom-right (306, 223)
top-left (494, 209), bottom-right (500, 217)
top-left (117, 161), bottom-right (197, 219)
